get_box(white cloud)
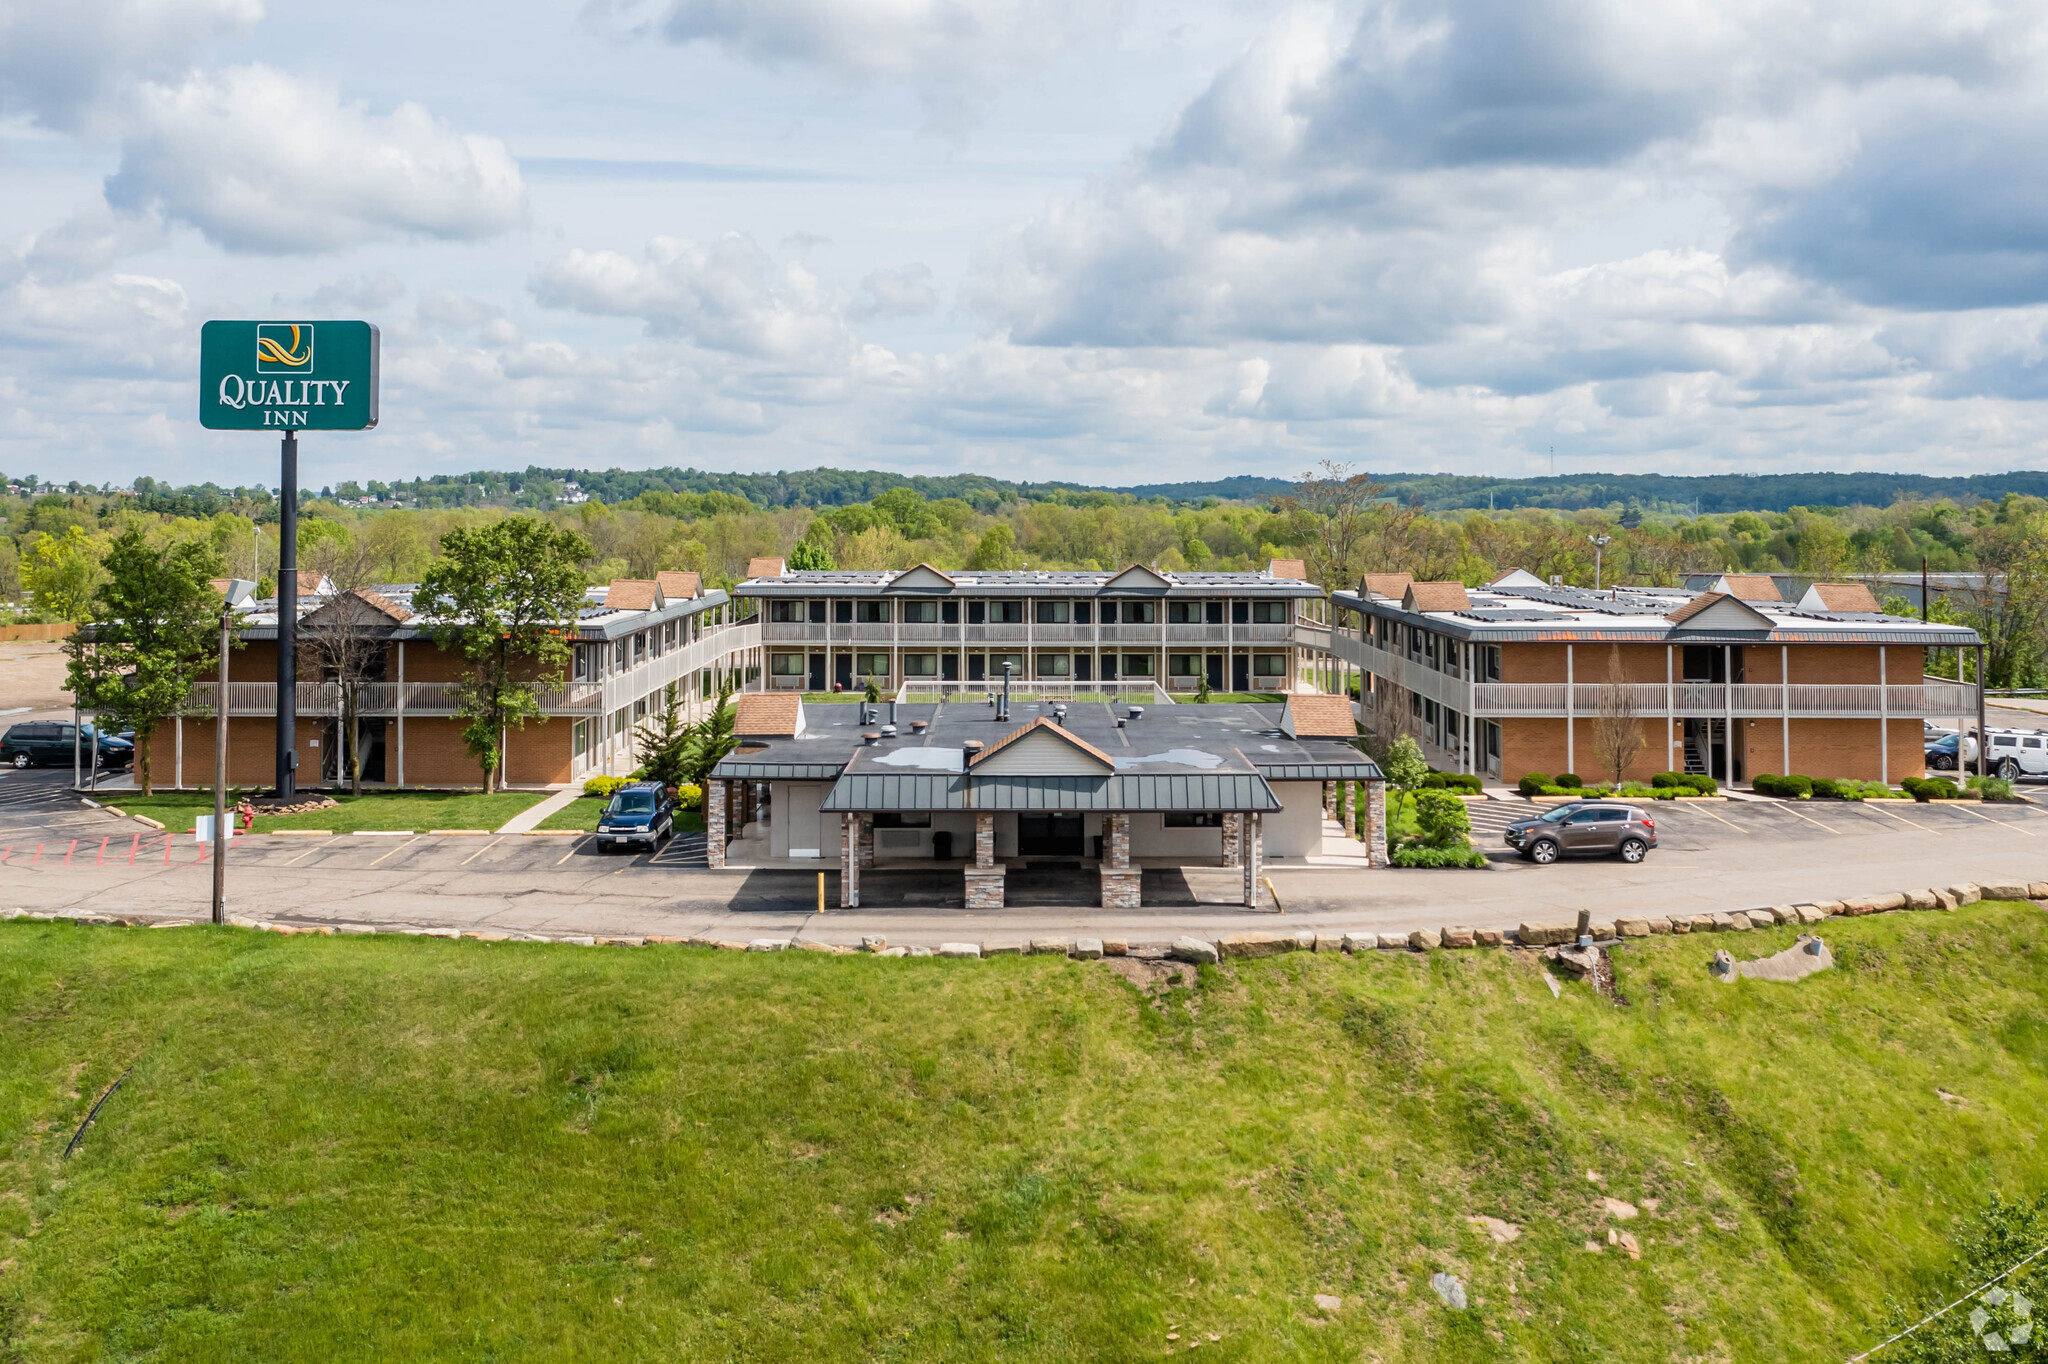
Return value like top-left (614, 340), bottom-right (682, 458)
top-left (103, 65), bottom-right (527, 254)
top-left (0, 0), bottom-right (262, 132)
top-left (531, 233), bottom-right (850, 358)
top-left (854, 263), bottom-right (940, 319)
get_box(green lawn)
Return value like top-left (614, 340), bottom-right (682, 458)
top-left (1179, 692), bottom-right (1287, 704)
top-left (105, 789), bottom-right (547, 834)
top-left (536, 796), bottom-right (707, 834)
top-left (8, 903), bottom-right (2048, 1360)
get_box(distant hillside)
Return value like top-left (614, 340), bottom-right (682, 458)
top-left (1369, 470), bottom-right (2048, 514)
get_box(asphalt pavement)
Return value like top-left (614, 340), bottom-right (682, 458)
top-left (6, 767), bottom-right (2046, 947)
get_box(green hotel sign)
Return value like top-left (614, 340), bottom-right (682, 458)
top-left (199, 320), bottom-right (379, 430)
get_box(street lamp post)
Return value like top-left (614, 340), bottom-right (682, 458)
top-left (1588, 533), bottom-right (1613, 593)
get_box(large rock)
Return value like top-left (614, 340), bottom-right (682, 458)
top-left (1169, 936), bottom-right (1220, 965)
top-left (938, 942), bottom-right (982, 959)
top-left (1713, 913), bottom-right (1745, 932)
top-left (1550, 945), bottom-right (1599, 976)
top-left (1441, 926), bottom-right (1477, 948)
top-left (1340, 932), bottom-right (1376, 953)
top-left (982, 940), bottom-right (1024, 956)
top-left (1028, 937), bottom-right (1068, 956)
top-left (1408, 928), bottom-right (1441, 951)
top-left (1983, 883), bottom-right (2031, 902)
top-left (1616, 918), bottom-right (1653, 938)
top-left (1932, 889), bottom-right (1959, 911)
top-left (1591, 921), bottom-right (1618, 942)
top-left (1102, 939), bottom-right (1128, 957)
top-left (1518, 922), bottom-right (1575, 946)
top-left (1869, 892), bottom-right (1908, 912)
top-left (1666, 916), bottom-right (1692, 935)
top-left (2029, 882), bottom-right (2048, 901)
top-left (1905, 889), bottom-right (1938, 911)
top-left (1950, 883), bottom-right (1983, 905)
top-left (1071, 938), bottom-right (1104, 960)
top-left (1689, 914), bottom-right (1718, 933)
top-left (1841, 899), bottom-right (1876, 917)
top-left (1814, 900), bottom-right (1845, 916)
top-left (1315, 933), bottom-right (1345, 953)
top-left (1795, 905), bottom-right (1829, 925)
top-left (1220, 932), bottom-right (1299, 959)
top-left (1475, 928), bottom-right (1504, 947)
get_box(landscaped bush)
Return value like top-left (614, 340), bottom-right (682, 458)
top-left (1411, 789), bottom-right (1474, 847)
top-left (1967, 775), bottom-right (2019, 802)
top-left (676, 782), bottom-right (704, 810)
top-left (1390, 843), bottom-right (1489, 868)
top-left (582, 775), bottom-right (631, 799)
top-left (1902, 776), bottom-right (1957, 802)
top-left (1651, 772), bottom-right (1718, 794)
top-left (1752, 772), bottom-right (1813, 799)
top-left (1517, 772), bottom-right (1554, 797)
top-left (1422, 770), bottom-right (1483, 793)
top-left (1555, 773), bottom-right (1583, 789)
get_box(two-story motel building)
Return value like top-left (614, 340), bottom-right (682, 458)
top-left (145, 570), bottom-right (763, 789)
top-left (1315, 570), bottom-right (1984, 786)
top-left (735, 557), bottom-right (1322, 696)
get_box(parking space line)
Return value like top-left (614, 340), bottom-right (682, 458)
top-left (1686, 805), bottom-right (1746, 834)
top-left (1761, 802), bottom-right (1841, 834)
top-left (1944, 803), bottom-right (2037, 836)
top-left (555, 836), bottom-right (588, 866)
top-left (369, 836), bottom-right (419, 866)
top-left (281, 843), bottom-right (323, 865)
top-left (1864, 801), bottom-right (1940, 834)
top-left (459, 837), bottom-right (500, 866)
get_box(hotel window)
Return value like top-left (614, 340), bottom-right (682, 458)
top-left (1099, 601), bottom-right (1117, 624)
top-left (770, 600), bottom-right (803, 623)
top-left (942, 601), bottom-right (960, 624)
top-left (1206, 600), bottom-right (1224, 624)
top-left (967, 601), bottom-right (985, 624)
top-left (1231, 600), bottom-right (1249, 624)
top-left (633, 697), bottom-right (648, 721)
top-left (1251, 600), bottom-right (1287, 623)
top-left (1482, 646), bottom-right (1502, 682)
top-left (1252, 654), bottom-right (1286, 677)
top-left (902, 654), bottom-right (939, 676)
top-left (573, 646), bottom-right (593, 682)
top-left (808, 600), bottom-right (827, 623)
top-left (1169, 654), bottom-right (1200, 676)
top-left (855, 653), bottom-right (890, 676)
top-left (770, 652), bottom-right (805, 677)
top-left (834, 600), bottom-right (853, 623)
top-left (1073, 602), bottom-right (1091, 624)
top-left (633, 632), bottom-right (647, 663)
top-left (901, 600), bottom-right (938, 623)
top-left (1036, 600), bottom-right (1069, 624)
top-left (1036, 653), bottom-right (1070, 677)
top-left (990, 653), bottom-right (1024, 675)
top-left (856, 600), bottom-right (890, 623)
top-left (989, 600), bottom-right (1025, 623)
top-left (1118, 601), bottom-right (1157, 624)
top-left (613, 639), bottom-right (627, 670)
top-left (1167, 601), bottom-right (1201, 624)
top-left (1122, 653), bottom-right (1156, 675)
top-left (1164, 812), bottom-right (1222, 828)
top-left (573, 720), bottom-right (588, 757)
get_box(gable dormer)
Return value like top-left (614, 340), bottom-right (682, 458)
top-left (1664, 592), bottom-right (1775, 631)
top-left (886, 563), bottom-right (956, 592)
top-left (1100, 563), bottom-right (1173, 594)
top-left (969, 718), bottom-right (1116, 776)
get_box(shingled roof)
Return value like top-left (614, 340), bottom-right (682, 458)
top-left (733, 692), bottom-right (805, 738)
top-left (1281, 694), bottom-right (1356, 738)
top-left (1361, 572), bottom-right (1415, 599)
top-left (1267, 559), bottom-right (1308, 582)
top-left (968, 717), bottom-right (1115, 771)
top-left (746, 557), bottom-right (787, 580)
top-left (1714, 573), bottom-right (1783, 603)
top-left (656, 570), bottom-right (701, 600)
top-left (1800, 582), bottom-right (1881, 614)
top-left (1403, 581), bottom-right (1472, 613)
top-left (603, 579), bottom-right (662, 611)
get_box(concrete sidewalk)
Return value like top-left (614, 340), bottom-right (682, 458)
top-left (497, 787), bottom-right (580, 833)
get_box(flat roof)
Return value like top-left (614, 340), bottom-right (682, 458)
top-left (225, 582), bottom-right (730, 643)
top-left (735, 568), bottom-right (1320, 599)
top-left (1334, 580), bottom-right (1982, 647)
top-left (713, 695), bottom-right (1380, 811)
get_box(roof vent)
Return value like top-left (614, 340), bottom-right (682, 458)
top-left (880, 724), bottom-right (897, 738)
top-left (1128, 706), bottom-right (1144, 721)
top-left (910, 719), bottom-right (928, 733)
top-left (962, 739), bottom-right (984, 763)
top-left (862, 731), bottom-right (880, 745)
top-left (1115, 717), bottom-right (1126, 729)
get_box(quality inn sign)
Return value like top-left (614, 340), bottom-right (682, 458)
top-left (200, 320), bottom-right (379, 430)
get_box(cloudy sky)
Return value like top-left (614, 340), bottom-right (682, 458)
top-left (4, 0), bottom-right (2047, 489)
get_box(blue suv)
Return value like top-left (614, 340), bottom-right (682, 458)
top-left (597, 781), bottom-right (677, 851)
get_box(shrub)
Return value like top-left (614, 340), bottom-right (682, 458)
top-left (582, 775), bottom-right (631, 799)
top-left (1753, 772), bottom-right (1813, 799)
top-left (676, 782), bottom-right (704, 810)
top-left (1383, 736), bottom-right (1430, 790)
top-left (1967, 775), bottom-right (2018, 802)
top-left (1390, 843), bottom-right (1489, 868)
top-left (1517, 772), bottom-right (1554, 797)
top-left (1412, 789), bottom-right (1474, 849)
top-left (1811, 777), bottom-right (1850, 800)
top-left (1555, 773), bottom-right (1583, 789)
top-left (1425, 770), bottom-right (1483, 793)
top-left (1652, 771), bottom-right (1717, 794)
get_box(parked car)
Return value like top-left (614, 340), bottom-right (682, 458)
top-left (596, 780), bottom-right (677, 851)
top-left (1, 722), bottom-right (133, 770)
top-left (1929, 728), bottom-right (2048, 780)
top-left (1504, 801), bottom-right (1658, 864)
top-left (1926, 733), bottom-right (1961, 770)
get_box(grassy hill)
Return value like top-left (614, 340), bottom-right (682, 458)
top-left (6, 904), bottom-right (2048, 1361)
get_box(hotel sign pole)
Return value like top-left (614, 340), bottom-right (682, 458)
top-left (200, 321), bottom-right (379, 803)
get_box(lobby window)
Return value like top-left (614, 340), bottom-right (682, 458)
top-left (1164, 812), bottom-right (1222, 828)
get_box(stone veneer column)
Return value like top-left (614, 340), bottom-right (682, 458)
top-left (1339, 779), bottom-right (1355, 836)
top-left (1099, 811), bottom-right (1140, 909)
top-left (965, 811), bottom-right (1004, 909)
top-left (1364, 780), bottom-right (1388, 867)
top-left (1221, 812), bottom-right (1241, 867)
top-left (857, 813), bottom-right (875, 870)
top-left (1241, 812), bottom-right (1262, 907)
top-left (839, 812), bottom-right (860, 908)
top-left (705, 778), bottom-right (726, 868)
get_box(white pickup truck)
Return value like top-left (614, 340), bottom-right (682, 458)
top-left (1934, 728), bottom-right (2048, 779)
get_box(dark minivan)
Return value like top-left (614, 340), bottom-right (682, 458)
top-left (1504, 801), bottom-right (1657, 864)
top-left (2, 722), bottom-right (133, 770)
top-left (596, 780), bottom-right (679, 851)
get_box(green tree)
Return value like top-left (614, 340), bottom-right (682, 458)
top-left (1383, 735), bottom-right (1429, 791)
top-left (1876, 1191), bottom-right (2048, 1362)
top-left (1411, 789), bottom-right (1473, 848)
top-left (22, 525), bottom-right (101, 622)
top-left (414, 517), bottom-right (593, 792)
top-left (631, 686), bottom-right (692, 790)
top-left (788, 537), bottom-right (835, 571)
top-left (967, 524), bottom-right (1018, 570)
top-left (678, 679), bottom-right (739, 787)
top-left (65, 528), bottom-right (226, 795)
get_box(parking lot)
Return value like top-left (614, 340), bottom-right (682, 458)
top-left (6, 766), bottom-right (2046, 944)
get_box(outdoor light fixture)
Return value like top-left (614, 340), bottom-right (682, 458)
top-left (1587, 532), bottom-right (1613, 592)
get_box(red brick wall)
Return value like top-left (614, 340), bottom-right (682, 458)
top-left (505, 720), bottom-right (573, 787)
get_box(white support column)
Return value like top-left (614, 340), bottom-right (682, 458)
top-left (395, 640), bottom-right (406, 787)
top-left (1664, 644), bottom-right (1674, 772)
top-left (1722, 644), bottom-right (1733, 785)
top-left (175, 714), bottom-right (184, 789)
top-left (1565, 643), bottom-right (1575, 777)
top-left (1879, 645), bottom-right (1888, 786)
top-left (1781, 643), bottom-right (1790, 776)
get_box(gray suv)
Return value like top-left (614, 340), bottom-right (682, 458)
top-left (1504, 802), bottom-right (1658, 864)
